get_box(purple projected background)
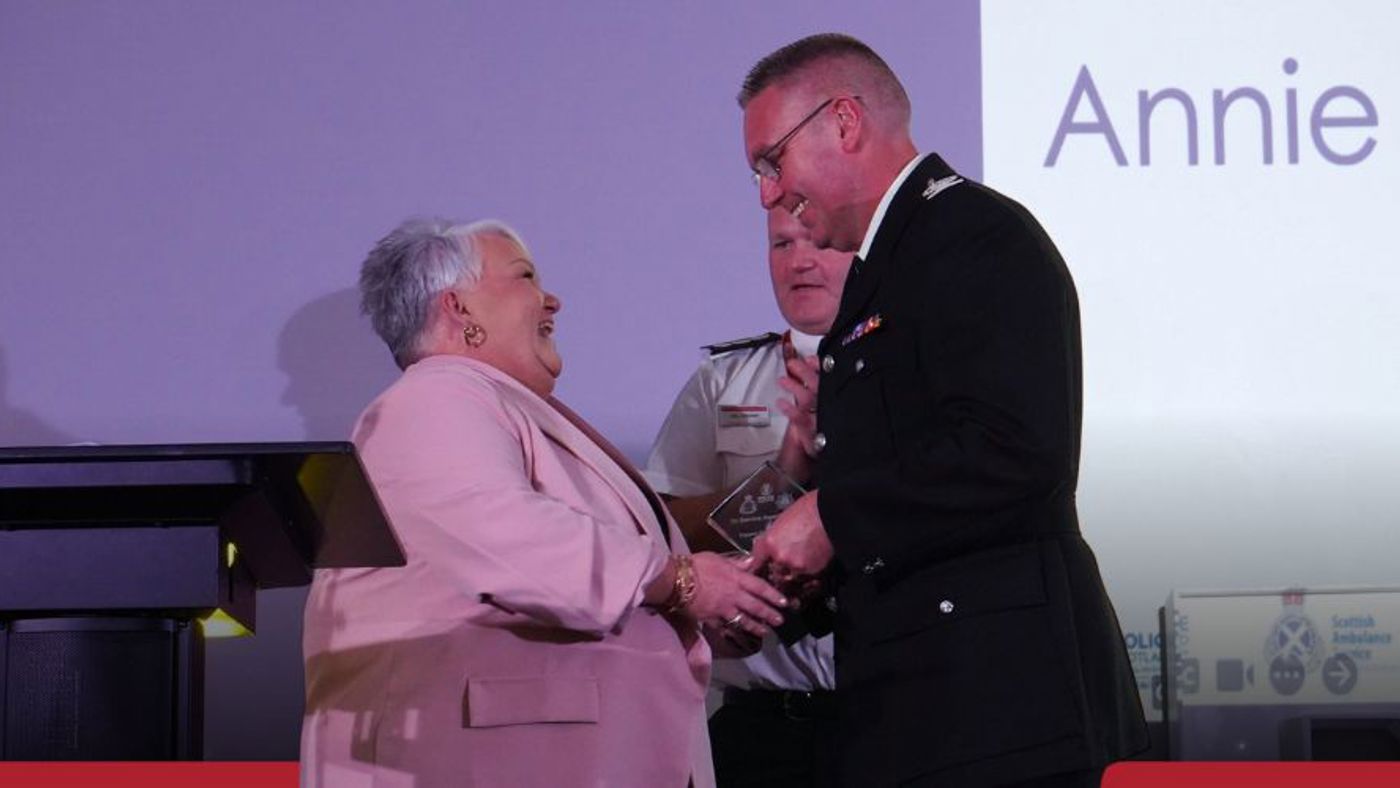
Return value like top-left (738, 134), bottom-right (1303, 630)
top-left (0, 1), bottom-right (981, 757)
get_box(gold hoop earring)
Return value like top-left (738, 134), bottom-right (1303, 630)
top-left (463, 323), bottom-right (487, 348)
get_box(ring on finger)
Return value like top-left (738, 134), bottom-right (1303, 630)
top-left (724, 612), bottom-right (745, 628)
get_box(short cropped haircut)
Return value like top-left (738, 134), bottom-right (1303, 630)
top-left (737, 33), bottom-right (910, 127)
top-left (358, 217), bottom-right (527, 368)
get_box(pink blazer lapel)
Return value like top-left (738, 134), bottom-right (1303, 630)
top-left (545, 396), bottom-right (685, 552)
top-left (449, 358), bottom-right (678, 550)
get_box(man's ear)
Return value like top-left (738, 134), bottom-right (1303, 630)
top-left (833, 96), bottom-right (863, 153)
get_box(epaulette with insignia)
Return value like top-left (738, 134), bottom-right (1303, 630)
top-left (702, 331), bottom-right (782, 356)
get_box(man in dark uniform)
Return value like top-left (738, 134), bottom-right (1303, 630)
top-left (742, 34), bottom-right (1149, 787)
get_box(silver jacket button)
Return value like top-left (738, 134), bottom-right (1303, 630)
top-left (821, 355), bottom-right (835, 373)
top-left (853, 358), bottom-right (866, 373)
top-left (812, 432), bottom-right (827, 453)
top-left (939, 599), bottom-right (955, 614)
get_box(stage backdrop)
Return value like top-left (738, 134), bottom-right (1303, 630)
top-left (1, 0), bottom-right (1394, 758)
top-left (0, 1), bottom-right (980, 758)
top-left (982, 0), bottom-right (1399, 719)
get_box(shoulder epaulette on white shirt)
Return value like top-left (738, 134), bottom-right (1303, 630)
top-left (702, 332), bottom-right (782, 357)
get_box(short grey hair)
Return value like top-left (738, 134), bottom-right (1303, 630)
top-left (358, 217), bottom-right (527, 368)
top-left (738, 33), bottom-right (910, 129)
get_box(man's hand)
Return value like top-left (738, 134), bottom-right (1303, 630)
top-left (775, 349), bottom-right (820, 484)
top-left (751, 490), bottom-right (833, 590)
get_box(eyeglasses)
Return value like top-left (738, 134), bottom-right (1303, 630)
top-left (750, 97), bottom-right (836, 186)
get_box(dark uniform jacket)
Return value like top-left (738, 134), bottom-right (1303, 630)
top-left (814, 154), bottom-right (1149, 786)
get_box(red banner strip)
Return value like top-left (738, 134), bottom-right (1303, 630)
top-left (0, 762), bottom-right (298, 787)
top-left (1105, 762), bottom-right (1400, 787)
top-left (0, 761), bottom-right (1398, 786)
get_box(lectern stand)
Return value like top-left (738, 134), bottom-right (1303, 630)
top-left (0, 443), bottom-right (403, 760)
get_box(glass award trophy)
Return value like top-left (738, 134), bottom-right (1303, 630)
top-left (706, 461), bottom-right (806, 554)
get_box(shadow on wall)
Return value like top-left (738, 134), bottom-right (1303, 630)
top-left (202, 289), bottom-right (398, 760)
top-left (0, 345), bottom-right (77, 446)
top-left (204, 586), bottom-right (316, 760)
top-left (278, 288), bottom-right (398, 442)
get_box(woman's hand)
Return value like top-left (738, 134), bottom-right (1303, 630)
top-left (684, 552), bottom-right (788, 639)
top-left (703, 620), bottom-right (764, 658)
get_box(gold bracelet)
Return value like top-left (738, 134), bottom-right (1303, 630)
top-left (663, 554), bottom-right (697, 614)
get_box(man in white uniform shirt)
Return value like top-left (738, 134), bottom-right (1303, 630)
top-left (644, 209), bottom-right (852, 787)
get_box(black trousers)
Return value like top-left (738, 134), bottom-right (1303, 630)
top-left (711, 689), bottom-right (1101, 787)
top-left (709, 691), bottom-right (839, 788)
top-left (1002, 767), bottom-right (1104, 787)
top-left (904, 765), bottom-right (1104, 787)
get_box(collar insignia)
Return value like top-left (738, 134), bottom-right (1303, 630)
top-left (702, 331), bottom-right (782, 357)
top-left (922, 175), bottom-right (964, 200)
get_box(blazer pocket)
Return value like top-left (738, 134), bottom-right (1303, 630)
top-left (827, 331), bottom-right (915, 398)
top-left (464, 676), bottom-right (600, 728)
top-left (825, 344), bottom-right (881, 398)
top-left (865, 542), bottom-right (1048, 644)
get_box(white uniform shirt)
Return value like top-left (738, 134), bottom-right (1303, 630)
top-left (644, 332), bottom-right (835, 692)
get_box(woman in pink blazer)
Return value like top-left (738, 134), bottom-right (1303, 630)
top-left (300, 218), bottom-right (787, 788)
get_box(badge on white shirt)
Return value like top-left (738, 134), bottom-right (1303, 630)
top-left (718, 404), bottom-right (770, 428)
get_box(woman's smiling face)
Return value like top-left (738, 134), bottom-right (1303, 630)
top-left (456, 233), bottom-right (563, 396)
